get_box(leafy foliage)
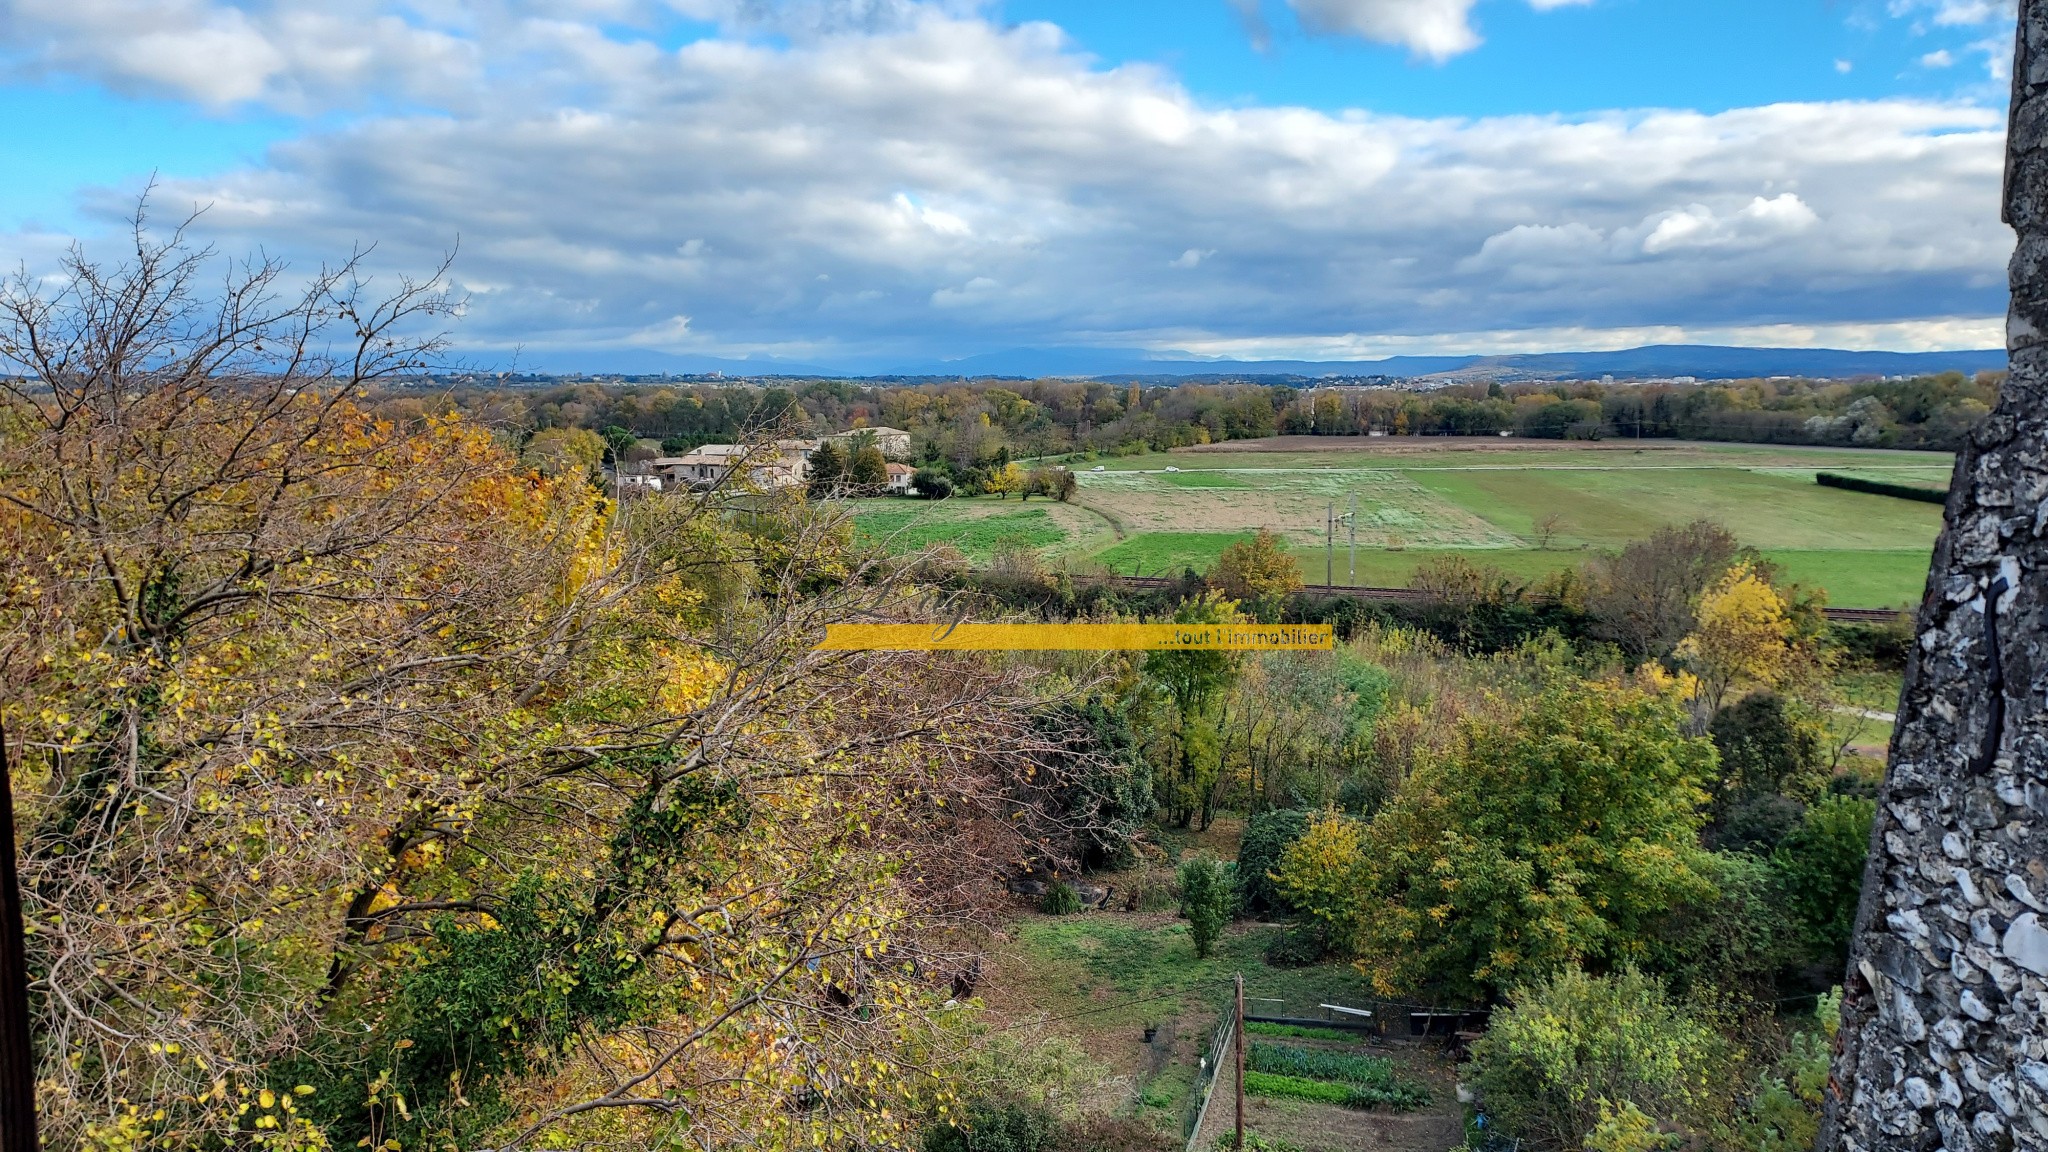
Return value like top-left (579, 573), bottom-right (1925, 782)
top-left (1208, 529), bottom-right (1302, 621)
top-left (1272, 814), bottom-right (1366, 957)
top-left (1040, 881), bottom-right (1085, 916)
top-left (1140, 594), bottom-right (1242, 828)
top-left (1583, 521), bottom-right (1741, 660)
top-left (1345, 675), bottom-right (1718, 1001)
top-left (1770, 796), bottom-right (1877, 968)
top-left (1235, 808), bottom-right (1311, 915)
top-left (1245, 1044), bottom-right (1428, 1108)
top-left (1175, 855), bottom-right (1236, 960)
top-left (1469, 968), bottom-right (1729, 1151)
top-left (1711, 693), bottom-right (1830, 805)
top-left (1678, 562), bottom-right (1819, 711)
top-left (0, 224), bottom-right (1107, 1151)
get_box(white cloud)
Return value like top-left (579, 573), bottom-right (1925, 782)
top-left (1888, 0), bottom-right (2014, 26)
top-left (1280, 0), bottom-right (1590, 61)
top-left (0, 0), bottom-right (488, 110)
top-left (1, 5), bottom-right (2015, 362)
top-left (1174, 316), bottom-right (2006, 360)
top-left (1922, 48), bottom-right (1957, 67)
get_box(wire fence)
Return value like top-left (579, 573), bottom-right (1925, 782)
top-left (1182, 1008), bottom-right (1235, 1152)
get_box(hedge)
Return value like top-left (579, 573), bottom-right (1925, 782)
top-left (1815, 472), bottom-right (1948, 504)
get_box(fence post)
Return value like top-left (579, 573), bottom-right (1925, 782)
top-left (1233, 974), bottom-right (1244, 1152)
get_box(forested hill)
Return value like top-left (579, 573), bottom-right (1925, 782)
top-left (501, 343), bottom-right (2004, 381)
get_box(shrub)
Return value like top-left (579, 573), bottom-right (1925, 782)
top-left (1583, 1100), bottom-right (1679, 1152)
top-left (912, 467), bottom-right (954, 499)
top-left (1040, 880), bottom-right (1084, 916)
top-left (1236, 808), bottom-right (1311, 916)
top-left (1468, 967), bottom-right (1727, 1151)
top-left (1177, 855), bottom-right (1236, 959)
top-left (923, 1101), bottom-right (1058, 1152)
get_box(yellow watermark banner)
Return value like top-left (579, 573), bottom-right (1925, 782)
top-left (816, 622), bottom-right (1334, 652)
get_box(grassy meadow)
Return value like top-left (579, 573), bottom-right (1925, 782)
top-left (851, 438), bottom-right (1951, 607)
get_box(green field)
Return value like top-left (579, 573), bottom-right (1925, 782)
top-left (850, 498), bottom-right (1111, 562)
top-left (856, 440), bottom-right (1951, 607)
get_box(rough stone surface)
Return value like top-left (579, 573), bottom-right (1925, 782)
top-left (1820, 9), bottom-right (2048, 1148)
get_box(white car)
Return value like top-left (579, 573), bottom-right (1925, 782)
top-left (1091, 465), bottom-right (1106, 472)
top-left (1163, 466), bottom-right (1180, 472)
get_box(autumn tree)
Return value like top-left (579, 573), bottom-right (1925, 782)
top-left (1273, 813), bottom-right (1366, 955)
top-left (985, 461), bottom-right (1024, 500)
top-left (1583, 520), bottom-right (1742, 659)
top-left (1676, 561), bottom-right (1824, 712)
top-left (1344, 674), bottom-right (1718, 1001)
top-left (1208, 529), bottom-right (1302, 621)
top-left (0, 215), bottom-right (1102, 1151)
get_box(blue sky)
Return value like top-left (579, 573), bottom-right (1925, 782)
top-left (0, 0), bottom-right (2020, 367)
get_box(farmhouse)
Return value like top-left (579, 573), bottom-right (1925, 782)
top-left (834, 426), bottom-right (912, 456)
top-left (652, 440), bottom-right (817, 491)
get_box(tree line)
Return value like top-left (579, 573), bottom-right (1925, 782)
top-left (383, 369), bottom-right (1998, 487)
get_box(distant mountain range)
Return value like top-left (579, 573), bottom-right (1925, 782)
top-left (498, 343), bottom-right (2006, 382)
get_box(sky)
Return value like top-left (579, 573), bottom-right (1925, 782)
top-left (0, 0), bottom-right (2024, 369)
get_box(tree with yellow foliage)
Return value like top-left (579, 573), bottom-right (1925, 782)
top-left (1273, 813), bottom-right (1366, 955)
top-left (1208, 529), bottom-right (1303, 622)
top-left (1676, 562), bottom-right (1822, 712)
top-left (0, 214), bottom-right (1098, 1152)
top-left (985, 460), bottom-right (1025, 499)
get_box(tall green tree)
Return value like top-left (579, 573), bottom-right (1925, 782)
top-left (849, 443), bottom-right (889, 488)
top-left (807, 437), bottom-right (846, 495)
top-left (1141, 594), bottom-right (1241, 828)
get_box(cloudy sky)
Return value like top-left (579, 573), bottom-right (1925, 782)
top-left (0, 0), bottom-right (2022, 369)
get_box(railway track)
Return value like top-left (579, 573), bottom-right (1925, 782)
top-left (1101, 575), bottom-right (1909, 624)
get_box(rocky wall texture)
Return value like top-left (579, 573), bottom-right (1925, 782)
top-left (1821, 8), bottom-right (2048, 1149)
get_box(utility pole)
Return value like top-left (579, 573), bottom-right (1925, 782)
top-left (1233, 973), bottom-right (1245, 1152)
top-left (0, 718), bottom-right (37, 1152)
top-left (1348, 494), bottom-right (1357, 586)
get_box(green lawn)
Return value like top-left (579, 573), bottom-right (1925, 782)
top-left (852, 502), bottom-right (1068, 560)
top-left (1095, 532), bottom-right (1259, 577)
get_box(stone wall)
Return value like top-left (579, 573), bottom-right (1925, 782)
top-left (1821, 7), bottom-right (2048, 1149)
